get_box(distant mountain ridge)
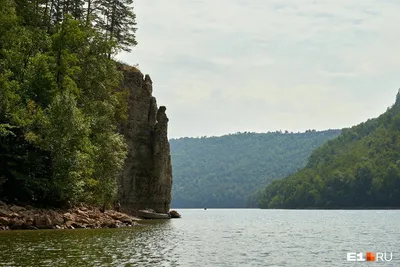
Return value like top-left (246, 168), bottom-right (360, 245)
top-left (169, 130), bottom-right (341, 208)
top-left (259, 90), bottom-right (400, 209)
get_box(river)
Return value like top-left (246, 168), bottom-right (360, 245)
top-left (0, 209), bottom-right (399, 266)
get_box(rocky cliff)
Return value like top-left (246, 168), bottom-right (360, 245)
top-left (117, 65), bottom-right (172, 215)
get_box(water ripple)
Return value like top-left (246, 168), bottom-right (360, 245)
top-left (0, 210), bottom-right (400, 266)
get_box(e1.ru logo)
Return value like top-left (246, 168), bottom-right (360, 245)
top-left (347, 252), bottom-right (393, 262)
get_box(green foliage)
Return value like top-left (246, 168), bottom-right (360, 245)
top-left (0, 0), bottom-right (134, 207)
top-left (170, 130), bottom-right (340, 208)
top-left (0, 124), bottom-right (15, 136)
top-left (96, 0), bottom-right (137, 53)
top-left (259, 93), bottom-right (400, 209)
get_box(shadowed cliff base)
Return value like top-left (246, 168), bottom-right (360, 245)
top-left (116, 64), bottom-right (173, 216)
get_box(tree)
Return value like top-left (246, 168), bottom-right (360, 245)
top-left (258, 91), bottom-right (400, 209)
top-left (96, 0), bottom-right (137, 55)
top-left (169, 130), bottom-right (341, 208)
top-left (0, 0), bottom-right (133, 208)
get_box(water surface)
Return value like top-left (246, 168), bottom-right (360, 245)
top-left (0, 209), bottom-right (399, 266)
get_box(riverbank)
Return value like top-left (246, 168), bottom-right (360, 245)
top-left (0, 201), bottom-right (141, 230)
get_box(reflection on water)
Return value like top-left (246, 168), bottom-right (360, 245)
top-left (0, 209), bottom-right (400, 266)
top-left (0, 220), bottom-right (180, 267)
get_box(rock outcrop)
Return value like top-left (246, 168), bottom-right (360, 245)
top-left (117, 65), bottom-right (173, 215)
top-left (0, 203), bottom-right (141, 230)
top-left (168, 210), bottom-right (181, 218)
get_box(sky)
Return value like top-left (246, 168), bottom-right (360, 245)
top-left (117, 0), bottom-right (400, 139)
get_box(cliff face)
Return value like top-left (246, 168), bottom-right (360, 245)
top-left (117, 66), bottom-right (172, 215)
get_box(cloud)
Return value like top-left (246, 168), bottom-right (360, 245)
top-left (118, 0), bottom-right (400, 138)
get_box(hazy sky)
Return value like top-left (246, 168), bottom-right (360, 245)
top-left (117, 0), bottom-right (400, 138)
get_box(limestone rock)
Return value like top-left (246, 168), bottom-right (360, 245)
top-left (34, 214), bottom-right (53, 229)
top-left (0, 208), bottom-right (10, 217)
top-left (9, 218), bottom-right (24, 230)
top-left (22, 218), bottom-right (35, 229)
top-left (117, 65), bottom-right (173, 215)
top-left (63, 212), bottom-right (75, 222)
top-left (76, 209), bottom-right (88, 217)
top-left (48, 211), bottom-right (64, 225)
top-left (101, 219), bottom-right (115, 228)
top-left (88, 212), bottom-right (100, 220)
top-left (76, 216), bottom-right (90, 224)
top-left (65, 221), bottom-right (74, 228)
top-left (9, 205), bottom-right (26, 213)
top-left (79, 206), bottom-right (88, 212)
top-left (0, 217), bottom-right (10, 226)
top-left (0, 203), bottom-right (142, 231)
top-left (9, 212), bottom-right (20, 218)
top-left (169, 210), bottom-right (181, 218)
top-left (71, 222), bottom-right (85, 229)
top-left (112, 213), bottom-right (133, 224)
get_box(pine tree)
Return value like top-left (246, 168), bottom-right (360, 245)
top-left (96, 0), bottom-right (137, 55)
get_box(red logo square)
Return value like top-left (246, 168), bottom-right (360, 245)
top-left (366, 252), bottom-right (376, 262)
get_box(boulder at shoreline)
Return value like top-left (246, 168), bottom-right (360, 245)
top-left (168, 210), bottom-right (181, 218)
top-left (0, 202), bottom-right (141, 231)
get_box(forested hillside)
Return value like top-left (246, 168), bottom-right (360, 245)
top-left (259, 91), bottom-right (400, 209)
top-left (0, 0), bottom-right (136, 207)
top-left (170, 130), bottom-right (340, 208)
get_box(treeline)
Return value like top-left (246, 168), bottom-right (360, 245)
top-left (0, 0), bottom-right (137, 207)
top-left (259, 91), bottom-right (400, 209)
top-left (170, 130), bottom-right (340, 208)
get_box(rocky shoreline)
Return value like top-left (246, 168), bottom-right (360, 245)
top-left (0, 201), bottom-right (142, 231)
